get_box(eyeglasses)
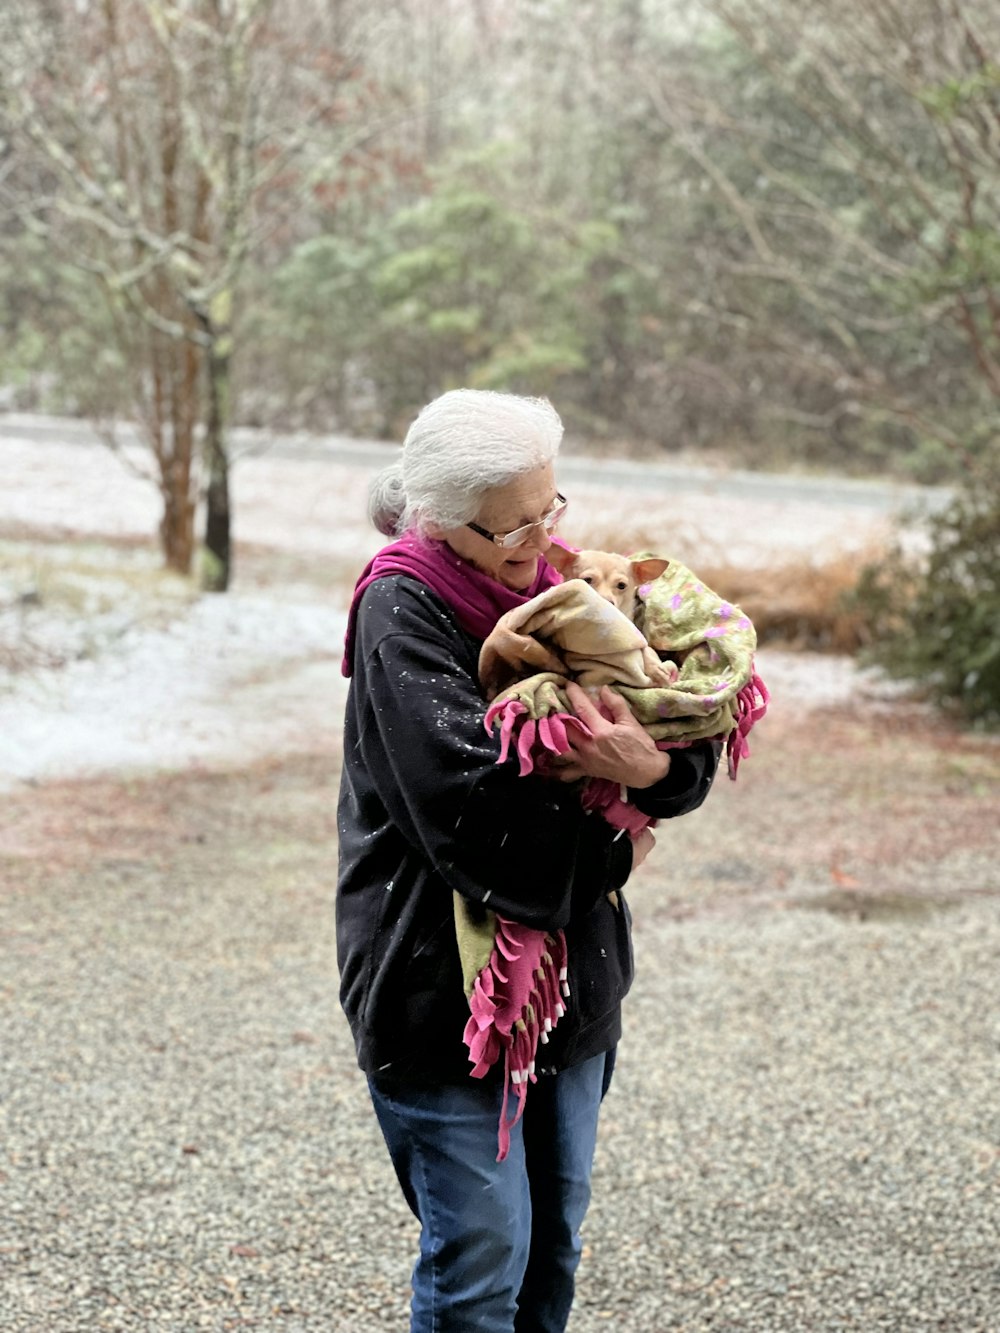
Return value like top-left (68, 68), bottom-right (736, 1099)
top-left (466, 494), bottom-right (568, 549)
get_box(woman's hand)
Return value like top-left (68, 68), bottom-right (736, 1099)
top-left (553, 683), bottom-right (671, 788)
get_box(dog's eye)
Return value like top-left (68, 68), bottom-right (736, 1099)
top-left (582, 576), bottom-right (595, 585)
top-left (615, 580), bottom-right (629, 591)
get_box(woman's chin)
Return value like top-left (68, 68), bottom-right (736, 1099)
top-left (498, 557), bottom-right (539, 590)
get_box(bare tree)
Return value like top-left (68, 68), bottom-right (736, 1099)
top-left (638, 0), bottom-right (1000, 469)
top-left (0, 0), bottom-right (389, 587)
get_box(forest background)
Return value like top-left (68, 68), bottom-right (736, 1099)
top-left (1, 0), bottom-right (998, 717)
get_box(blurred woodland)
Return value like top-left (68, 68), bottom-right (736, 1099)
top-left (1, 0), bottom-right (998, 716)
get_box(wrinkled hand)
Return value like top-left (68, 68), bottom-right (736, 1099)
top-left (552, 683), bottom-right (671, 788)
top-left (629, 827), bottom-right (657, 872)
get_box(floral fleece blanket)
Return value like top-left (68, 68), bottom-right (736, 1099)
top-left (480, 553), bottom-right (769, 792)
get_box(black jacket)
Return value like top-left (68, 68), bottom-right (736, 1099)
top-left (336, 573), bottom-right (720, 1082)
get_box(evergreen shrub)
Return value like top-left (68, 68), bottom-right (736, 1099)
top-left (853, 466), bottom-right (1000, 725)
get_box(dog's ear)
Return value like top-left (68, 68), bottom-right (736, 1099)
top-left (630, 557), bottom-right (669, 585)
top-left (545, 543), bottom-right (579, 575)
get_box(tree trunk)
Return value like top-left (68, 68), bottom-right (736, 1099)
top-left (154, 335), bottom-right (198, 576)
top-left (160, 472), bottom-right (196, 574)
top-left (201, 314), bottom-right (232, 592)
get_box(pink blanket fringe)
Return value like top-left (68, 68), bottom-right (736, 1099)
top-left (462, 920), bottom-right (570, 1162)
top-left (485, 666), bottom-right (771, 787)
top-left (725, 670), bottom-right (770, 779)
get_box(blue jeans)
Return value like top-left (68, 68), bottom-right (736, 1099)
top-left (368, 1049), bottom-right (615, 1333)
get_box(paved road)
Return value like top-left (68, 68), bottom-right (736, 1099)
top-left (0, 412), bottom-right (950, 517)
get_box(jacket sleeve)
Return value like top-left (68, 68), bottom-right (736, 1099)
top-left (351, 580), bottom-right (632, 931)
top-left (627, 740), bottom-right (722, 820)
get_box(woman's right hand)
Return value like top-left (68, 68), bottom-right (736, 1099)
top-left (553, 684), bottom-right (671, 789)
top-left (629, 827), bottom-right (656, 871)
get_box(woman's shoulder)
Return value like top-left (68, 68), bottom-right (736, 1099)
top-left (356, 573), bottom-right (462, 639)
top-left (359, 571), bottom-right (447, 612)
top-left (352, 573), bottom-right (482, 682)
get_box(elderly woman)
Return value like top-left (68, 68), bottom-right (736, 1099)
top-left (337, 390), bottom-right (720, 1333)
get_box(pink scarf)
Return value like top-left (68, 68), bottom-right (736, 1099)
top-left (342, 531), bottom-right (562, 674)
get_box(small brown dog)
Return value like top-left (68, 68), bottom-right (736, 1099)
top-left (546, 544), bottom-right (668, 619)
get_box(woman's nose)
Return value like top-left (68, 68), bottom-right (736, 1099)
top-left (525, 524), bottom-right (551, 552)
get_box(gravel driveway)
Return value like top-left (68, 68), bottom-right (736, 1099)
top-left (2, 716), bottom-right (999, 1333)
top-left (2, 423), bottom-right (998, 1331)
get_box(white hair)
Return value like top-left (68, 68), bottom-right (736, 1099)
top-left (368, 389), bottom-right (564, 537)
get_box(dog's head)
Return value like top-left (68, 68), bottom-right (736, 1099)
top-left (546, 546), bottom-right (668, 616)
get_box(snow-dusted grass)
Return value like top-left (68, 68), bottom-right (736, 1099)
top-left (0, 587), bottom-right (347, 790)
top-left (0, 538), bottom-right (195, 674)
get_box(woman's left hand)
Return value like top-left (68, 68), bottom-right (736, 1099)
top-left (552, 683), bottom-right (671, 789)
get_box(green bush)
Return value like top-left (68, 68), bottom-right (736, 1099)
top-left (854, 467), bottom-right (1000, 725)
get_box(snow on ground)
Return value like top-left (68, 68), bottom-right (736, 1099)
top-left (0, 594), bottom-right (349, 791)
top-left (0, 423), bottom-right (910, 791)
